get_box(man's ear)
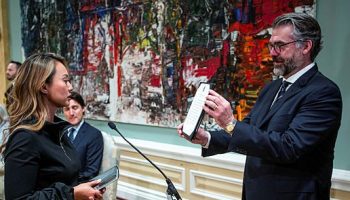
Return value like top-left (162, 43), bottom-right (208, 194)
top-left (40, 84), bottom-right (49, 94)
top-left (302, 40), bottom-right (313, 55)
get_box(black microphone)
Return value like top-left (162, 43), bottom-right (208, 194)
top-left (108, 122), bottom-right (182, 200)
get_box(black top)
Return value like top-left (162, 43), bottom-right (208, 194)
top-left (4, 117), bottom-right (81, 200)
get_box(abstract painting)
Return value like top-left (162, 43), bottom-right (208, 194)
top-left (20, 0), bottom-right (316, 128)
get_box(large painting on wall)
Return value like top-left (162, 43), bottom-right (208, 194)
top-left (20, 0), bottom-right (316, 128)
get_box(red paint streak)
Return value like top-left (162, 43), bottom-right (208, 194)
top-left (117, 64), bottom-right (122, 97)
top-left (228, 20), bottom-right (266, 36)
top-left (195, 56), bottom-right (221, 80)
top-left (150, 75), bottom-right (161, 87)
top-left (229, 0), bottom-right (313, 35)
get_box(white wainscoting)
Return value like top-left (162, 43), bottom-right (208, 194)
top-left (114, 137), bottom-right (350, 200)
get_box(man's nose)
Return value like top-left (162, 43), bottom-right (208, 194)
top-left (269, 48), bottom-right (279, 56)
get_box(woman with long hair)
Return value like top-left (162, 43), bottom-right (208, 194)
top-left (1, 53), bottom-right (104, 200)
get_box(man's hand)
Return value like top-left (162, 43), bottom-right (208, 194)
top-left (204, 90), bottom-right (235, 128)
top-left (177, 123), bottom-right (209, 146)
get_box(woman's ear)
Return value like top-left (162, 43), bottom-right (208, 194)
top-left (40, 84), bottom-right (49, 94)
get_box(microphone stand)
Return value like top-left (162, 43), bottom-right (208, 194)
top-left (108, 122), bottom-right (182, 200)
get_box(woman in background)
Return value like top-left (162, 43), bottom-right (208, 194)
top-left (0, 104), bottom-right (9, 143)
top-left (1, 53), bottom-right (104, 200)
top-left (0, 104), bottom-right (8, 199)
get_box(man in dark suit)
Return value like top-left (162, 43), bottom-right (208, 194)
top-left (177, 13), bottom-right (342, 200)
top-left (63, 91), bottom-right (104, 183)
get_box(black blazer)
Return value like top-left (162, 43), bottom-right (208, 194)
top-left (72, 122), bottom-right (103, 182)
top-left (5, 118), bottom-right (80, 199)
top-left (203, 66), bottom-right (342, 200)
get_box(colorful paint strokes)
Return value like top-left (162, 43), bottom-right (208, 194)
top-left (20, 0), bottom-right (316, 128)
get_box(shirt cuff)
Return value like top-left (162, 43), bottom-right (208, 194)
top-left (202, 131), bottom-right (211, 149)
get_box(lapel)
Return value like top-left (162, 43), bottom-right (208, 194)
top-left (254, 79), bottom-right (282, 126)
top-left (73, 122), bottom-right (86, 147)
top-left (258, 65), bottom-right (319, 127)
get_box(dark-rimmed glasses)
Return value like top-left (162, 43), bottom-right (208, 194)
top-left (267, 40), bottom-right (304, 54)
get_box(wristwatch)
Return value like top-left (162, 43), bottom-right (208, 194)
top-left (224, 119), bottom-right (237, 135)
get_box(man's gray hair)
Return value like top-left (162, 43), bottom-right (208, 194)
top-left (272, 12), bottom-right (322, 61)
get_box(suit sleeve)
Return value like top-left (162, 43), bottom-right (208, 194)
top-left (4, 131), bottom-right (74, 200)
top-left (202, 83), bottom-right (268, 157)
top-left (78, 130), bottom-right (104, 182)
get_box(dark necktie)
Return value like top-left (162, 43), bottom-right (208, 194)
top-left (68, 128), bottom-right (75, 142)
top-left (276, 81), bottom-right (291, 100)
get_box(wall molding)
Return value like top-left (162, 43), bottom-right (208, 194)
top-left (189, 170), bottom-right (242, 200)
top-left (115, 137), bottom-right (246, 172)
top-left (115, 137), bottom-right (350, 199)
top-left (118, 182), bottom-right (170, 200)
top-left (120, 155), bottom-right (186, 191)
top-left (331, 168), bottom-right (350, 191)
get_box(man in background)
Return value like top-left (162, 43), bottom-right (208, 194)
top-left (4, 61), bottom-right (21, 107)
top-left (63, 91), bottom-right (104, 183)
top-left (5, 61), bottom-right (21, 81)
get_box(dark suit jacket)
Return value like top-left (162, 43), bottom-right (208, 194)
top-left (203, 66), bottom-right (342, 200)
top-left (72, 122), bottom-right (104, 183)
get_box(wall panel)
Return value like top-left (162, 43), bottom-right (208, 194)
top-left (115, 138), bottom-right (350, 200)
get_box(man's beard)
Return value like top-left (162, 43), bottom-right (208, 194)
top-left (6, 75), bottom-right (14, 81)
top-left (273, 56), bottom-right (297, 77)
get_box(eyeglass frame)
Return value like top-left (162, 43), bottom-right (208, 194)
top-left (267, 39), bottom-right (305, 54)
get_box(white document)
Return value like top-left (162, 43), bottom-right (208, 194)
top-left (182, 83), bottom-right (210, 139)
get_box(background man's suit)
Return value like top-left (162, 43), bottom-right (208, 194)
top-left (72, 122), bottom-right (103, 183)
top-left (203, 66), bottom-right (342, 200)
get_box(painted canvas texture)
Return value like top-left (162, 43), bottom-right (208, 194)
top-left (20, 0), bottom-right (316, 128)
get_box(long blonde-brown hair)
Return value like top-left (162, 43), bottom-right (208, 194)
top-left (0, 53), bottom-right (68, 153)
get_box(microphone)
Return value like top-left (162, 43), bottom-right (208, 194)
top-left (108, 122), bottom-right (182, 200)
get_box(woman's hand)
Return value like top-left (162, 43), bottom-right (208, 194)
top-left (73, 180), bottom-right (105, 200)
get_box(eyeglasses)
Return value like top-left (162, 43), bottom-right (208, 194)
top-left (267, 40), bottom-right (304, 54)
